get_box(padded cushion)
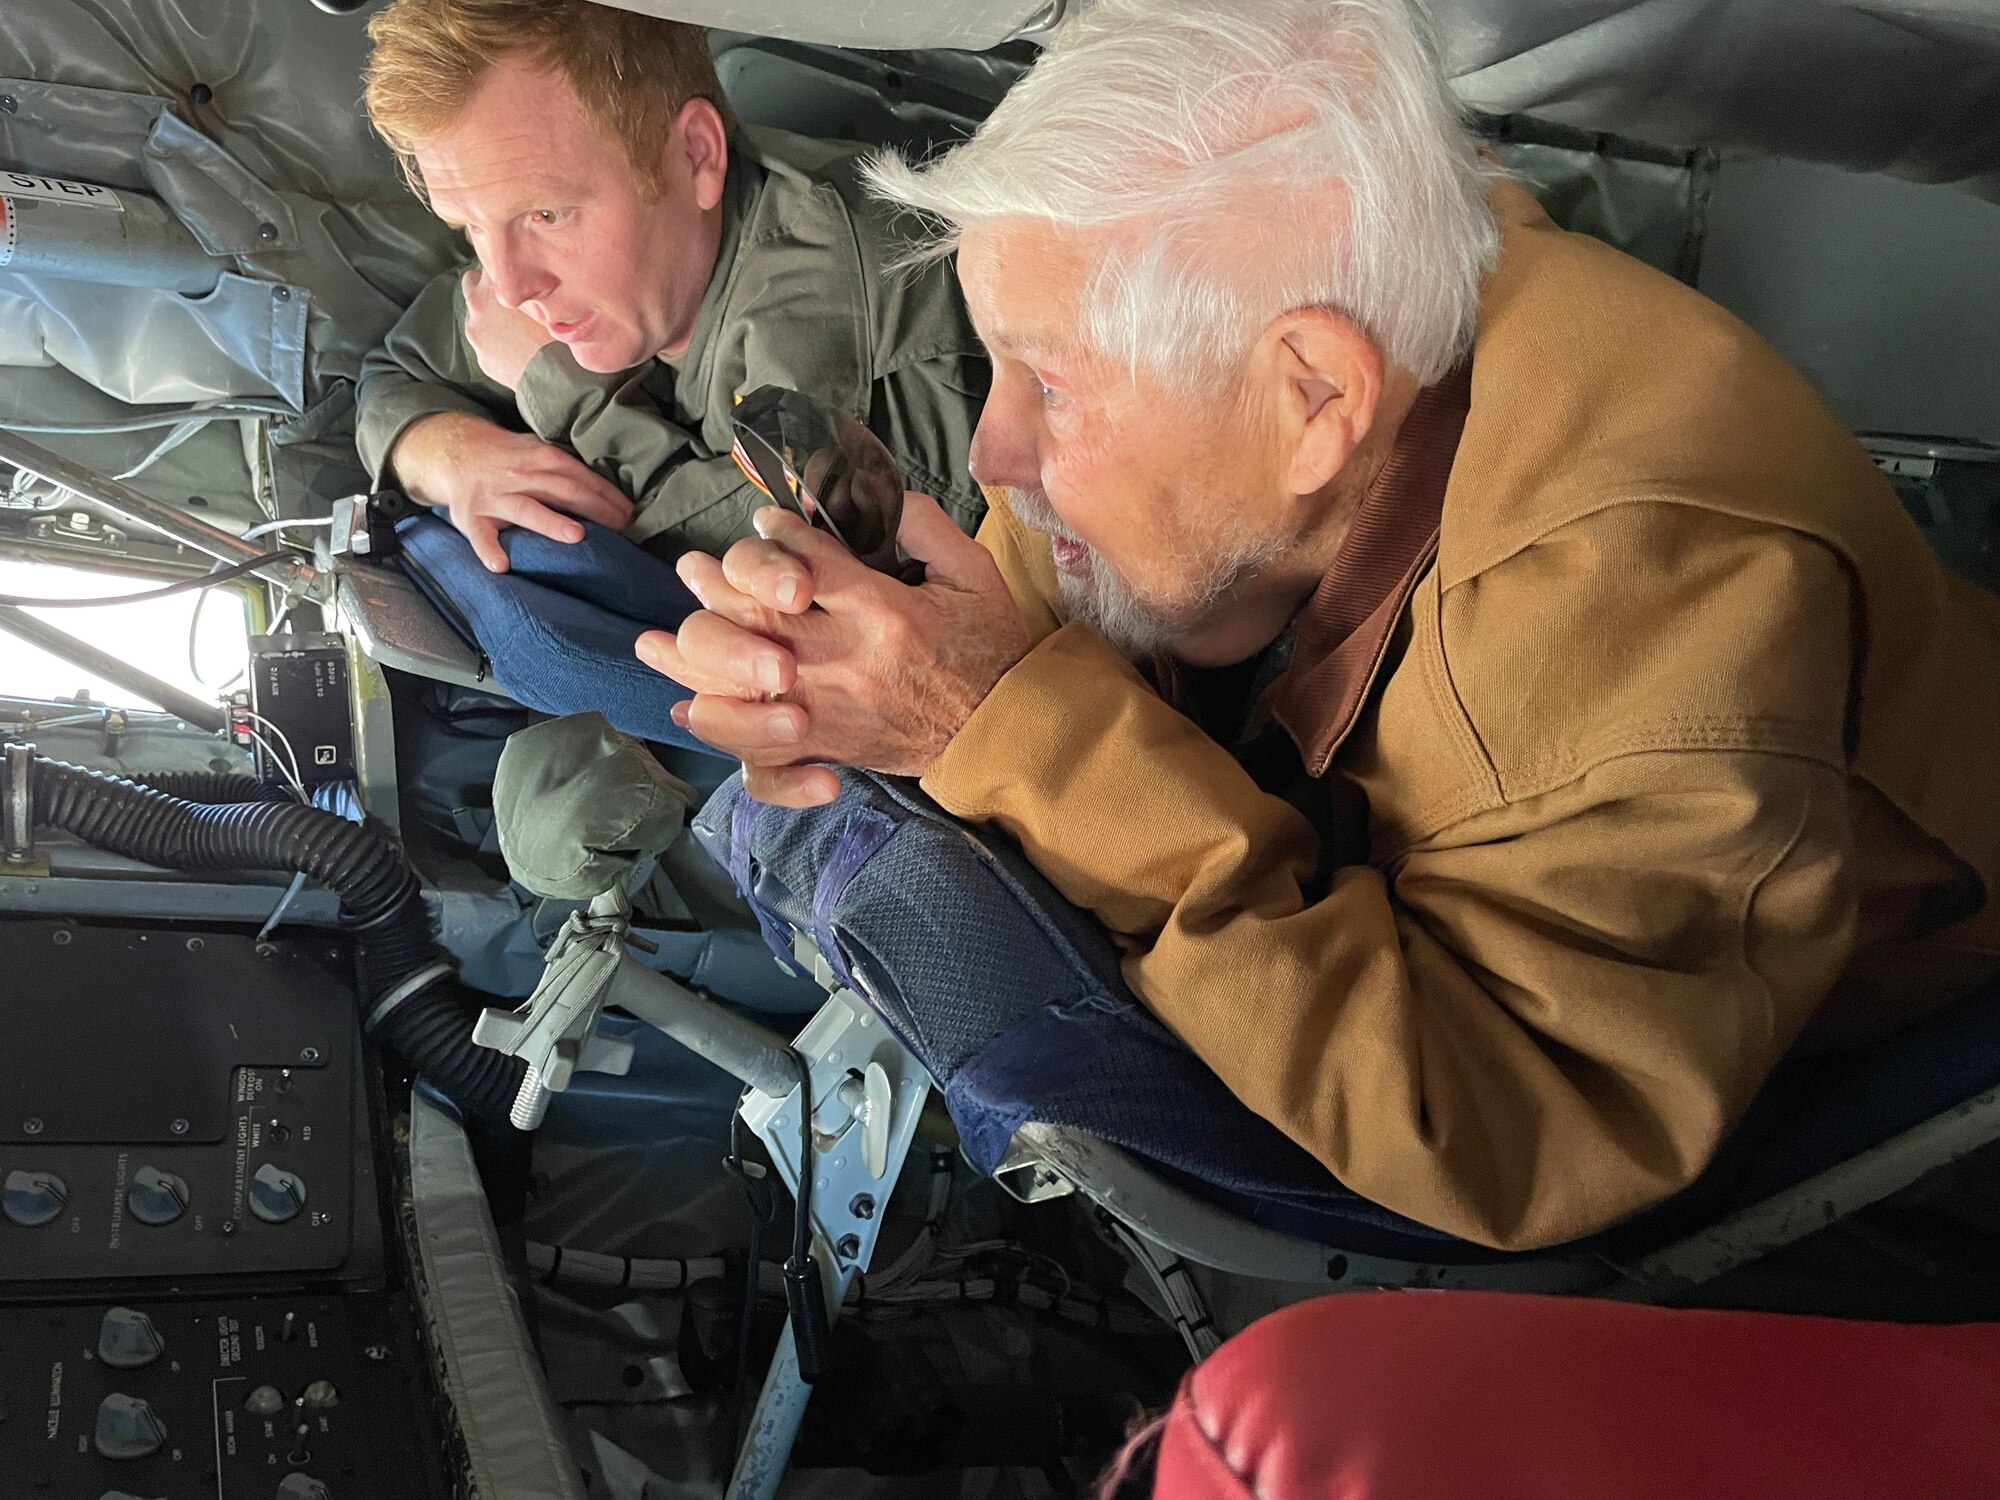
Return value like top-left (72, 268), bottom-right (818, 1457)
top-left (395, 514), bottom-right (720, 754)
top-left (1150, 1292), bottom-right (2000, 1499)
top-left (697, 769), bottom-right (2000, 1263)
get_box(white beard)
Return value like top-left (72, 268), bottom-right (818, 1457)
top-left (1002, 487), bottom-right (1282, 662)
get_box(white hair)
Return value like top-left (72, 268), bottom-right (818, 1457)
top-left (863, 0), bottom-right (1499, 391)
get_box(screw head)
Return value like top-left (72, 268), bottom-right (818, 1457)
top-left (835, 1234), bottom-right (862, 1261)
top-left (299, 1047), bottom-right (321, 1064)
top-left (848, 1194), bottom-right (876, 1221)
top-left (51, 930), bottom-right (71, 946)
top-left (22, 1118), bottom-right (43, 1135)
top-left (170, 1118), bottom-right (190, 1136)
top-left (0, 95), bottom-right (16, 114)
top-left (186, 936), bottom-right (204, 952)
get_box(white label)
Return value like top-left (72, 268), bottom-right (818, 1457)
top-left (0, 171), bottom-right (123, 211)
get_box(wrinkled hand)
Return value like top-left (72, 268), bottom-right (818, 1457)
top-left (388, 411), bottom-right (635, 572)
top-left (461, 266), bottom-right (552, 392)
top-left (638, 495), bottom-right (1032, 806)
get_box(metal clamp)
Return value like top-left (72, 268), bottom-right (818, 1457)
top-left (471, 890), bottom-right (641, 1128)
top-left (1, 742), bottom-right (48, 877)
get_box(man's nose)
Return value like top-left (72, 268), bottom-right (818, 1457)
top-left (968, 389), bottom-right (1040, 492)
top-left (483, 241), bottom-right (556, 312)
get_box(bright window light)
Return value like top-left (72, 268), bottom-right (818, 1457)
top-left (0, 558), bottom-right (252, 710)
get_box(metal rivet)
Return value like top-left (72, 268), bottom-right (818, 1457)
top-left (190, 83), bottom-right (213, 105)
top-left (0, 95), bottom-right (17, 115)
top-left (22, 1117), bottom-right (43, 1135)
top-left (848, 1194), bottom-right (875, 1220)
top-left (835, 1234), bottom-right (862, 1261)
top-left (272, 285), bottom-right (291, 301)
top-left (258, 222), bottom-right (279, 242)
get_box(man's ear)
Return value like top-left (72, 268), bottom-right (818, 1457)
top-left (673, 98), bottom-right (730, 212)
top-left (1261, 308), bottom-right (1384, 497)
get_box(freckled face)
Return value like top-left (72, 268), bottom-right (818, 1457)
top-left (416, 58), bottom-right (724, 373)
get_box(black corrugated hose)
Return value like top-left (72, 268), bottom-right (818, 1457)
top-left (25, 750), bottom-right (525, 1122)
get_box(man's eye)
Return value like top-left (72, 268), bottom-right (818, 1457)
top-left (529, 209), bottom-right (564, 227)
top-left (1033, 376), bottom-right (1064, 408)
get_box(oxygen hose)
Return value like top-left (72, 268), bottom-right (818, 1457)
top-left (21, 750), bottom-right (526, 1121)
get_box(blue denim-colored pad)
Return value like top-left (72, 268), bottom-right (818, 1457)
top-left (396, 515), bottom-right (719, 754)
top-left (945, 1002), bottom-right (1111, 1175)
top-left (695, 768), bottom-right (2000, 1264)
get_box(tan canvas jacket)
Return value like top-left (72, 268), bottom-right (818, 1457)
top-left (920, 180), bottom-right (2000, 1250)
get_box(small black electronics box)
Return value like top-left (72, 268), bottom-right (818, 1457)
top-left (247, 631), bottom-right (355, 786)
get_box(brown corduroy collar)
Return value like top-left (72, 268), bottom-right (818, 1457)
top-left (1264, 359), bottom-right (1473, 776)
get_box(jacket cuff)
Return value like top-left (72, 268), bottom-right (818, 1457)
top-left (921, 622), bottom-right (1151, 822)
top-left (354, 381), bottom-right (492, 489)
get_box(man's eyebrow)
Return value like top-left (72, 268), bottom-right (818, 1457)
top-left (982, 327), bottom-right (1074, 369)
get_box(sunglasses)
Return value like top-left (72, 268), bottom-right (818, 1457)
top-left (729, 387), bottom-right (907, 574)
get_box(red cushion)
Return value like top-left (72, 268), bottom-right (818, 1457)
top-left (1151, 1292), bottom-right (2000, 1500)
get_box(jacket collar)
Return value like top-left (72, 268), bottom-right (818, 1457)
top-left (1265, 358), bottom-right (1473, 775)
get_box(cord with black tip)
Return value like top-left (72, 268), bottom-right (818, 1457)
top-left (722, 1100), bottom-right (782, 1448)
top-left (778, 1046), bottom-right (833, 1384)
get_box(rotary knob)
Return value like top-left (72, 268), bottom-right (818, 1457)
top-left (97, 1307), bottom-right (166, 1370)
top-left (276, 1475), bottom-right (332, 1499)
top-left (248, 1163), bottom-right (307, 1224)
top-left (2, 1168), bottom-right (67, 1227)
top-left (245, 1384), bottom-right (287, 1417)
top-left (126, 1166), bottom-right (190, 1227)
top-left (94, 1392), bottom-right (167, 1460)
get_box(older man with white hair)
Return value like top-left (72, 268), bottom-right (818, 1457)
top-left (640, 0), bottom-right (2000, 1249)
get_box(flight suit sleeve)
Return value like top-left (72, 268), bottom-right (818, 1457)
top-left (924, 507), bottom-right (1863, 1250)
top-left (354, 269), bottom-right (518, 488)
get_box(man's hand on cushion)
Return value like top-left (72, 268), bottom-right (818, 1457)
top-left (388, 412), bottom-right (635, 572)
top-left (636, 496), bottom-right (1032, 807)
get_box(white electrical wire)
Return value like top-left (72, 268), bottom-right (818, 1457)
top-left (234, 708), bottom-right (305, 796)
top-left (240, 516), bottom-right (337, 544)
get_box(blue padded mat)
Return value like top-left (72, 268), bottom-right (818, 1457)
top-left (695, 768), bottom-right (2000, 1264)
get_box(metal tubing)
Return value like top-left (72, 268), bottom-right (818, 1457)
top-left (0, 190), bottom-right (219, 294)
top-left (605, 957), bottom-right (799, 1098)
top-left (723, 1321), bottom-right (814, 1500)
top-left (0, 432), bottom-right (314, 592)
top-left (0, 604), bottom-right (227, 732)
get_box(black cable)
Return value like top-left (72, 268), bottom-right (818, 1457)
top-left (788, 1048), bottom-right (815, 1269)
top-left (0, 551), bottom-right (287, 608)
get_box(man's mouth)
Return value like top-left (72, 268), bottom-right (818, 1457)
top-left (1049, 535), bottom-right (1091, 576)
top-left (548, 314), bottom-right (595, 342)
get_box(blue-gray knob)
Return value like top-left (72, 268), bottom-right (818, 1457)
top-left (93, 1393), bottom-right (167, 1460)
top-left (248, 1162), bottom-right (307, 1224)
top-left (3, 1168), bottom-right (67, 1227)
top-left (276, 1473), bottom-right (332, 1499)
top-left (98, 1307), bottom-right (165, 1370)
top-left (127, 1166), bottom-right (190, 1227)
